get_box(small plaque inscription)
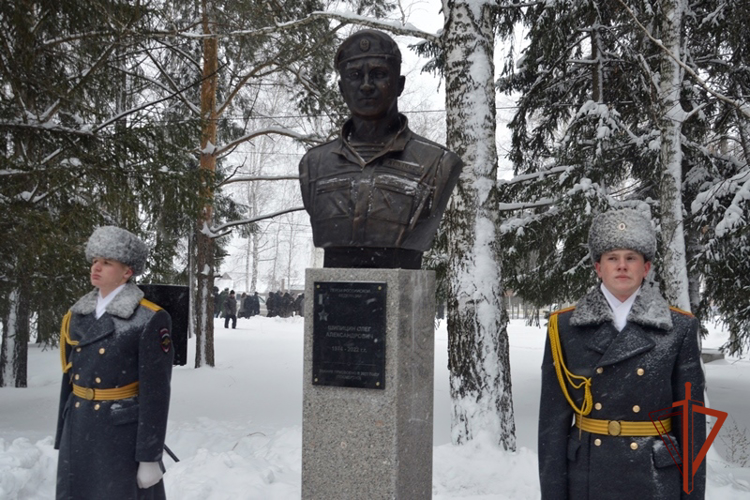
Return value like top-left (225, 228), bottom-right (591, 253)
top-left (312, 281), bottom-right (387, 389)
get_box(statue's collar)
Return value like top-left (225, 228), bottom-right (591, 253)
top-left (338, 114), bottom-right (411, 165)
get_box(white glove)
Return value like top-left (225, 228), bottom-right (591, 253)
top-left (137, 461), bottom-right (164, 489)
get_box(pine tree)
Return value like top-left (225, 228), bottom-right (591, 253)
top-left (497, 0), bottom-right (749, 350)
top-left (0, 0), bottom-right (198, 386)
top-left (687, 0), bottom-right (750, 352)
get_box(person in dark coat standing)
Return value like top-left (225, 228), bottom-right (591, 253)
top-left (212, 286), bottom-right (220, 318)
top-left (266, 292), bottom-right (276, 317)
top-left (538, 209), bottom-right (706, 500)
top-left (223, 290), bottom-right (237, 328)
top-left (249, 291), bottom-right (260, 316)
top-left (282, 292), bottom-right (293, 318)
top-left (238, 292), bottom-right (248, 318)
top-left (55, 226), bottom-right (173, 500)
top-left (216, 287), bottom-right (229, 318)
top-left (242, 293), bottom-right (253, 318)
top-left (294, 293), bottom-right (305, 317)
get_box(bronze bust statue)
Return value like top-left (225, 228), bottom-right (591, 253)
top-left (299, 30), bottom-right (463, 269)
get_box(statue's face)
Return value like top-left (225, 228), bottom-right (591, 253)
top-left (338, 57), bottom-right (405, 121)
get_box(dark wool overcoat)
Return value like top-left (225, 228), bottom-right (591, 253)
top-left (55, 283), bottom-right (173, 500)
top-left (538, 284), bottom-right (706, 500)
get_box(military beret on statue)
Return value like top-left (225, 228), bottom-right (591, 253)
top-left (85, 226), bottom-right (149, 275)
top-left (588, 208), bottom-right (656, 263)
top-left (335, 29), bottom-right (402, 68)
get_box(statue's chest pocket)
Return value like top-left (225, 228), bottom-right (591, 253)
top-left (369, 174), bottom-right (425, 224)
top-left (314, 177), bottom-right (353, 220)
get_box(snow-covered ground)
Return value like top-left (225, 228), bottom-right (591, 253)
top-left (1, 317), bottom-right (749, 499)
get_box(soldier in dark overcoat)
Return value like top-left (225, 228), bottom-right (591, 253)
top-left (55, 226), bottom-right (173, 500)
top-left (538, 209), bottom-right (706, 499)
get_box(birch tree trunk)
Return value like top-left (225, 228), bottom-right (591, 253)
top-left (0, 287), bottom-right (30, 387)
top-left (194, 0), bottom-right (219, 367)
top-left (658, 0), bottom-right (691, 311)
top-left (443, 0), bottom-right (515, 450)
top-left (251, 221), bottom-right (260, 292)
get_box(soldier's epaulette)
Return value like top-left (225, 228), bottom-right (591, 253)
top-left (139, 298), bottom-right (163, 312)
top-left (669, 306), bottom-right (694, 318)
top-left (550, 306), bottom-right (576, 316)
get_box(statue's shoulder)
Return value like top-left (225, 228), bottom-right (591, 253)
top-left (407, 130), bottom-right (450, 152)
top-left (303, 137), bottom-right (341, 157)
top-left (405, 130), bottom-right (463, 167)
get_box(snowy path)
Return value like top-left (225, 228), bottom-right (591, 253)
top-left (1, 318), bottom-right (748, 499)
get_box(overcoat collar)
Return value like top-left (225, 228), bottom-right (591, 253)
top-left (568, 283), bottom-right (673, 367)
top-left (70, 282), bottom-right (144, 320)
top-left (569, 283), bottom-right (673, 331)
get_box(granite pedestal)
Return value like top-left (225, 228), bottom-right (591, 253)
top-left (301, 267), bottom-right (435, 500)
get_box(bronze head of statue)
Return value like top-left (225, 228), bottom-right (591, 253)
top-left (299, 29), bottom-right (463, 269)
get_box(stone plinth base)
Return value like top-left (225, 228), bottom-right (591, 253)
top-left (301, 267), bottom-right (435, 500)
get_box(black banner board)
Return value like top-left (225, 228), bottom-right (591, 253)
top-left (138, 284), bottom-right (189, 366)
top-left (312, 281), bottom-right (387, 389)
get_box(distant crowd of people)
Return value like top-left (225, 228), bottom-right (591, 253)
top-left (264, 291), bottom-right (305, 318)
top-left (213, 287), bottom-right (304, 328)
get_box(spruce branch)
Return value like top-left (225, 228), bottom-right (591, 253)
top-left (615, 0), bottom-right (750, 120)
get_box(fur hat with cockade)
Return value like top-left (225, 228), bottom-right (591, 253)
top-left (588, 208), bottom-right (656, 263)
top-left (85, 226), bottom-right (149, 275)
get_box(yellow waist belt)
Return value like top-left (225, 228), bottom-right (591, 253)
top-left (576, 414), bottom-right (671, 436)
top-left (72, 381), bottom-right (139, 401)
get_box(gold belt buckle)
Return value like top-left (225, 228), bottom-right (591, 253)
top-left (84, 388), bottom-right (95, 400)
top-left (608, 420), bottom-right (622, 436)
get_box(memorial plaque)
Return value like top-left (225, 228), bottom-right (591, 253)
top-left (312, 281), bottom-right (387, 389)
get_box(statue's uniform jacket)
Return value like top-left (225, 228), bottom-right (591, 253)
top-left (298, 116), bottom-right (463, 252)
top-left (55, 283), bottom-right (173, 500)
top-left (538, 285), bottom-right (706, 500)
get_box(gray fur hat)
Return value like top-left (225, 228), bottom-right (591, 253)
top-left (589, 209), bottom-right (656, 263)
top-left (85, 226), bottom-right (149, 275)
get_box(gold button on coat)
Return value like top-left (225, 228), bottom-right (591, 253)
top-left (95, 377), bottom-right (101, 384)
top-left (630, 442), bottom-right (638, 450)
top-left (76, 347), bottom-right (81, 352)
top-left (637, 368), bottom-right (645, 376)
top-left (99, 348), bottom-right (106, 354)
top-left (594, 402), bottom-right (602, 410)
top-left (75, 402), bottom-right (80, 408)
top-left (94, 404), bottom-right (101, 410)
top-left (633, 405), bottom-right (641, 413)
top-left (594, 439), bottom-right (602, 446)
top-left (596, 367), bottom-right (604, 374)
top-left (74, 374), bottom-right (80, 380)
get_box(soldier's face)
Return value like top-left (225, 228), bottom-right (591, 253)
top-left (595, 249), bottom-right (651, 302)
top-left (338, 57), bottom-right (405, 121)
top-left (90, 257), bottom-right (132, 297)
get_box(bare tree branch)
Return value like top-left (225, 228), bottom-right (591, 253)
top-left (221, 174), bottom-right (300, 186)
top-left (212, 126), bottom-right (320, 156)
top-left (209, 206), bottom-right (306, 235)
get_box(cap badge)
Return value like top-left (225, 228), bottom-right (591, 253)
top-left (359, 38), bottom-right (370, 52)
top-left (618, 222), bottom-right (627, 231)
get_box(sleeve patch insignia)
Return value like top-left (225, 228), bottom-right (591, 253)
top-left (160, 328), bottom-right (172, 353)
